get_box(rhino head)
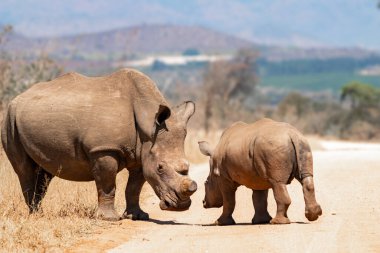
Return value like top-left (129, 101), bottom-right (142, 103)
top-left (139, 101), bottom-right (197, 211)
top-left (198, 141), bottom-right (223, 208)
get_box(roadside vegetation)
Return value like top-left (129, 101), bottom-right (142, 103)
top-left (160, 48), bottom-right (380, 142)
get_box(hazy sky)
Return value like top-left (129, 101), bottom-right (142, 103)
top-left (1, 0), bottom-right (379, 49)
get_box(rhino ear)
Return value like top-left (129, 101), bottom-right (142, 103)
top-left (174, 101), bottom-right (195, 125)
top-left (135, 103), bottom-right (171, 140)
top-left (198, 141), bottom-right (213, 157)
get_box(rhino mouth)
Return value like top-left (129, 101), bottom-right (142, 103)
top-left (159, 192), bottom-right (191, 211)
top-left (202, 198), bottom-right (222, 209)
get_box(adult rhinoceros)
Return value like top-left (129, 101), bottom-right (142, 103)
top-left (1, 68), bottom-right (197, 221)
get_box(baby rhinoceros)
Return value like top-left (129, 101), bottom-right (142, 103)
top-left (198, 119), bottom-right (322, 225)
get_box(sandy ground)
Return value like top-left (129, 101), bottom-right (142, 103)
top-left (70, 140), bottom-right (380, 253)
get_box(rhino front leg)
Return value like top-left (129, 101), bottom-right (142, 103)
top-left (122, 168), bottom-right (149, 220)
top-left (216, 180), bottom-right (237, 226)
top-left (270, 183), bottom-right (291, 224)
top-left (252, 189), bottom-right (272, 224)
top-left (91, 152), bottom-right (120, 221)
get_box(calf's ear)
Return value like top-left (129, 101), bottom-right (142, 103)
top-left (198, 141), bottom-right (213, 156)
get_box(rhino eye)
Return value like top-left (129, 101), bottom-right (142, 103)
top-left (157, 164), bottom-right (164, 174)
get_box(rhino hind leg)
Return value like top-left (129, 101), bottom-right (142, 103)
top-left (122, 168), bottom-right (149, 220)
top-left (6, 143), bottom-right (52, 213)
top-left (91, 152), bottom-right (120, 221)
top-left (270, 183), bottom-right (291, 224)
top-left (301, 176), bottom-right (322, 221)
top-left (252, 189), bottom-right (272, 224)
top-left (12, 155), bottom-right (53, 213)
top-left (29, 167), bottom-right (53, 212)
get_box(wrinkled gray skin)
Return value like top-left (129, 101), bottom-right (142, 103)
top-left (1, 68), bottom-right (197, 221)
top-left (199, 119), bottom-right (322, 225)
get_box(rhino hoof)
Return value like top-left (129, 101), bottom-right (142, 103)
top-left (215, 216), bottom-right (236, 226)
top-left (123, 209), bottom-right (149, 221)
top-left (96, 210), bottom-right (121, 221)
top-left (270, 216), bottom-right (290, 224)
top-left (305, 204), bottom-right (322, 221)
top-left (252, 213), bottom-right (272, 224)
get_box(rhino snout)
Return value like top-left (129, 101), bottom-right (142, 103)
top-left (159, 196), bottom-right (192, 211)
top-left (187, 180), bottom-right (198, 193)
top-left (180, 179), bottom-right (197, 196)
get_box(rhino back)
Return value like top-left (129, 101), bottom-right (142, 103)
top-left (249, 121), bottom-right (297, 184)
top-left (11, 71), bottom-right (139, 180)
top-left (215, 119), bottom-right (297, 189)
top-left (213, 122), bottom-right (270, 189)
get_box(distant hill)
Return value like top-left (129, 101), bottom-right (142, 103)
top-left (1, 24), bottom-right (379, 61)
top-left (2, 24), bottom-right (253, 59)
top-left (2, 1), bottom-right (380, 50)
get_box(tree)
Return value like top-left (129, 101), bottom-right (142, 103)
top-left (0, 25), bottom-right (13, 45)
top-left (202, 48), bottom-right (259, 132)
top-left (339, 81), bottom-right (380, 139)
top-left (0, 25), bottom-right (63, 108)
top-left (277, 92), bottom-right (312, 118)
top-left (340, 81), bottom-right (380, 109)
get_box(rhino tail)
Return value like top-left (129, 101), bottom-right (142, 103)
top-left (1, 103), bottom-right (12, 151)
top-left (289, 132), bottom-right (313, 181)
top-left (1, 100), bottom-right (19, 153)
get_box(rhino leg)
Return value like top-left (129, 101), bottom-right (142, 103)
top-left (252, 189), bottom-right (272, 224)
top-left (270, 183), bottom-right (291, 224)
top-left (8, 145), bottom-right (52, 213)
top-left (29, 167), bottom-right (53, 212)
top-left (18, 166), bottom-right (53, 213)
top-left (301, 176), bottom-right (322, 221)
top-left (16, 166), bottom-right (37, 213)
top-left (215, 179), bottom-right (237, 226)
top-left (122, 168), bottom-right (149, 220)
top-left (91, 152), bottom-right (120, 221)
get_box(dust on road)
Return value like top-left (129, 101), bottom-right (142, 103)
top-left (71, 140), bottom-right (380, 253)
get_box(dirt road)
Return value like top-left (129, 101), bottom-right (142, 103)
top-left (74, 140), bottom-right (380, 253)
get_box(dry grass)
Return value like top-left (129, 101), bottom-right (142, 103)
top-left (0, 150), bottom-right (134, 252)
